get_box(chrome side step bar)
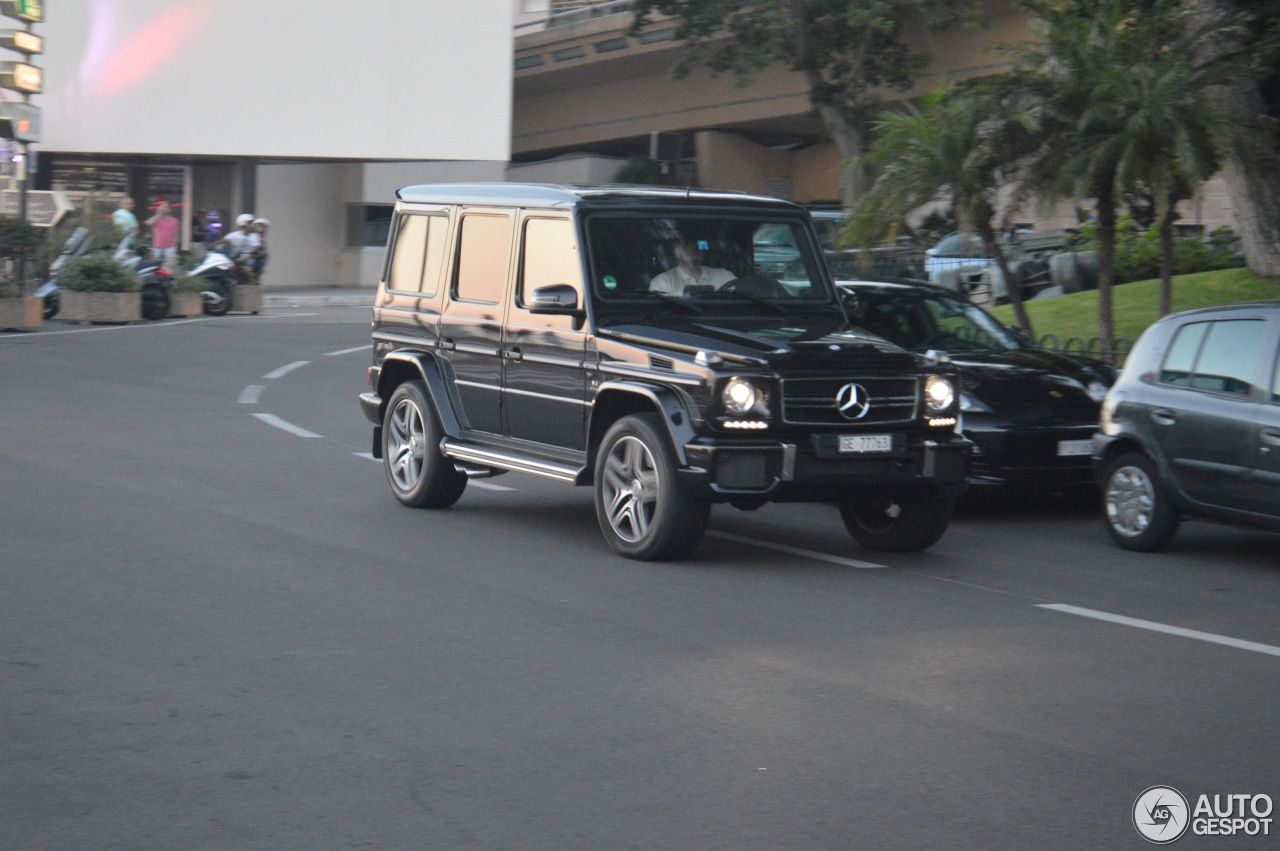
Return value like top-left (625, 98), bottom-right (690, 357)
top-left (442, 440), bottom-right (579, 483)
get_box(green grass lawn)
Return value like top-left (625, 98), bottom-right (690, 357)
top-left (991, 267), bottom-right (1280, 346)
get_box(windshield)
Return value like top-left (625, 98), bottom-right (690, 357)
top-left (845, 290), bottom-right (1020, 353)
top-left (586, 214), bottom-right (832, 306)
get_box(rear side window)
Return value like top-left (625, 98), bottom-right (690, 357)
top-left (455, 213), bottom-right (513, 304)
top-left (386, 214), bottom-right (449, 296)
top-left (1162, 319), bottom-right (1268, 396)
top-left (1160, 322), bottom-right (1208, 386)
top-left (1192, 320), bottom-right (1268, 395)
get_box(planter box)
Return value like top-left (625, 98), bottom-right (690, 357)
top-left (61, 291), bottom-right (142, 324)
top-left (169, 291), bottom-right (203, 318)
top-left (0, 296), bottom-right (42, 330)
top-left (233, 286), bottom-right (263, 314)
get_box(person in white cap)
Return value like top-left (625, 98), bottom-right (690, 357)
top-left (251, 217), bottom-right (270, 277)
top-left (219, 213), bottom-right (262, 263)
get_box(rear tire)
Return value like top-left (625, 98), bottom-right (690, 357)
top-left (594, 413), bottom-right (709, 560)
top-left (141, 282), bottom-right (170, 320)
top-left (1102, 452), bottom-right (1179, 551)
top-left (840, 492), bottom-right (955, 552)
top-left (382, 381), bottom-right (467, 509)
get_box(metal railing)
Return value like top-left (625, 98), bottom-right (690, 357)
top-left (1032, 334), bottom-right (1132, 367)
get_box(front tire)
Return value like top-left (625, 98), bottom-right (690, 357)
top-left (202, 278), bottom-right (232, 316)
top-left (594, 413), bottom-right (709, 560)
top-left (1102, 452), bottom-right (1180, 551)
top-left (382, 381), bottom-right (467, 509)
top-left (840, 492), bottom-right (955, 552)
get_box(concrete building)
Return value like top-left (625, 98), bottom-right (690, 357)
top-left (508, 0), bottom-right (1239, 236)
top-left (13, 0), bottom-right (514, 288)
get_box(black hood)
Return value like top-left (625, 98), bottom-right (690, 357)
top-left (598, 312), bottom-right (921, 370)
top-left (952, 347), bottom-right (1114, 405)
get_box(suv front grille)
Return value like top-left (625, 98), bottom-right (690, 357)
top-left (781, 376), bottom-right (919, 425)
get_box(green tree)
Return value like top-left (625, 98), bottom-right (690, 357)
top-left (843, 87), bottom-right (1040, 333)
top-left (1007, 0), bottom-right (1246, 351)
top-left (628, 0), bottom-right (976, 208)
top-left (1188, 0), bottom-right (1280, 278)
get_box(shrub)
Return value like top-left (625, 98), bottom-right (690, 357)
top-left (1073, 216), bottom-right (1237, 283)
top-left (59, 253), bottom-right (139, 292)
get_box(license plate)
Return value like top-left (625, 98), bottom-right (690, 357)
top-left (1057, 439), bottom-right (1093, 457)
top-left (839, 434), bottom-right (892, 454)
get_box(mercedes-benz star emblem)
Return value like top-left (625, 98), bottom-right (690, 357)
top-left (836, 383), bottom-right (871, 420)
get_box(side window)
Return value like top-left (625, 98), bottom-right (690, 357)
top-left (1272, 343), bottom-right (1280, 403)
top-left (1191, 319), bottom-right (1268, 396)
top-left (1161, 322), bottom-right (1208, 386)
top-left (521, 217), bottom-right (583, 303)
top-left (455, 213), bottom-right (513, 304)
top-left (386, 214), bottom-right (429, 293)
top-left (419, 216), bottom-right (449, 297)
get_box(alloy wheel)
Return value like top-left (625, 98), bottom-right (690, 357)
top-left (601, 435), bottom-right (660, 543)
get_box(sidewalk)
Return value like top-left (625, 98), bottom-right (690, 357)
top-left (262, 286), bottom-right (376, 308)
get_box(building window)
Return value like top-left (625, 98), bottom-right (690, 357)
top-left (347, 204), bottom-right (394, 247)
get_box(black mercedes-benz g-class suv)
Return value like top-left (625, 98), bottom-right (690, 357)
top-left (359, 184), bottom-right (970, 560)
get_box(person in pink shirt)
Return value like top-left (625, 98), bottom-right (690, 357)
top-left (146, 201), bottom-right (181, 270)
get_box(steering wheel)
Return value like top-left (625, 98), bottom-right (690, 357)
top-left (717, 274), bottom-right (789, 299)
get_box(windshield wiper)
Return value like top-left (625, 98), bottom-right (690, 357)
top-left (698, 290), bottom-right (789, 315)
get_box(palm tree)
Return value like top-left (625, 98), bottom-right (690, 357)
top-left (843, 87), bottom-right (1040, 333)
top-left (1011, 0), bottom-right (1249, 349)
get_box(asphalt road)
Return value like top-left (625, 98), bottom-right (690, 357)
top-left (3, 307), bottom-right (1278, 850)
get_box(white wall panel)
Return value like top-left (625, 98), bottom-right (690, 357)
top-left (37, 0), bottom-right (513, 161)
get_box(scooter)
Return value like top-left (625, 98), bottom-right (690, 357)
top-left (36, 226), bottom-right (94, 319)
top-left (189, 243), bottom-right (251, 316)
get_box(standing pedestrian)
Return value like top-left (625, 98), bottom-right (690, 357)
top-left (146, 201), bottom-right (180, 270)
top-left (112, 196), bottom-right (139, 239)
top-left (251, 217), bottom-right (269, 278)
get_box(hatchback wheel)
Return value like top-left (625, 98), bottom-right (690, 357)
top-left (1102, 452), bottom-right (1180, 551)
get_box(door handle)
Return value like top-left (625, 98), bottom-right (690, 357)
top-left (1151, 408), bottom-right (1176, 426)
top-left (503, 347), bottom-right (523, 362)
top-left (1262, 429), bottom-right (1280, 446)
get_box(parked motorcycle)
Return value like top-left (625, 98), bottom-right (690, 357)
top-left (113, 235), bottom-right (174, 320)
top-left (37, 226), bottom-right (94, 319)
top-left (189, 243), bottom-right (253, 316)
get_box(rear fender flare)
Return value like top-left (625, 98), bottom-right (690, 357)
top-left (376, 350), bottom-right (464, 436)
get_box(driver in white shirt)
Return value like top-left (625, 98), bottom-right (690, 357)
top-left (649, 235), bottom-right (735, 296)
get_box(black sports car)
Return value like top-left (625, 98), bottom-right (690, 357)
top-left (838, 279), bottom-right (1117, 490)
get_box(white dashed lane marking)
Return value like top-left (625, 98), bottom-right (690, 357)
top-left (238, 385), bottom-right (264, 404)
top-left (1039, 604), bottom-right (1280, 659)
top-left (253, 412), bottom-right (321, 438)
top-left (326, 345), bottom-right (372, 357)
top-left (263, 360), bottom-right (311, 380)
top-left (707, 531), bottom-right (887, 569)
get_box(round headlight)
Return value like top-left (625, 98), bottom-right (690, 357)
top-left (721, 377), bottom-right (760, 415)
top-left (1087, 380), bottom-right (1109, 402)
top-left (925, 375), bottom-right (956, 413)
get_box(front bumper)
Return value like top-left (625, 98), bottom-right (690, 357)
top-left (679, 435), bottom-right (972, 502)
top-left (964, 423), bottom-right (1097, 488)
